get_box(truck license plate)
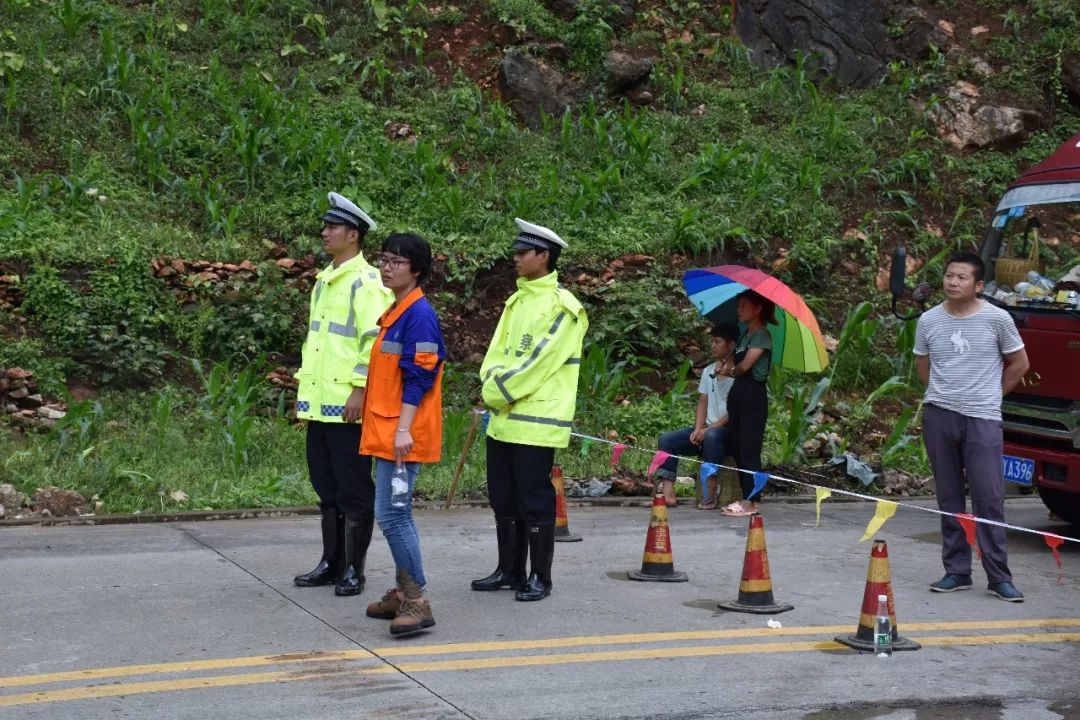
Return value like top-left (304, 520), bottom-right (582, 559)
top-left (1002, 455), bottom-right (1035, 486)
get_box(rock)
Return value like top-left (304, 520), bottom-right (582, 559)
top-left (930, 81), bottom-right (1042, 149)
top-left (734, 0), bottom-right (947, 88)
top-left (238, 260), bottom-right (258, 272)
top-left (36, 406), bottom-right (66, 420)
top-left (498, 50), bottom-right (579, 128)
top-left (21, 393), bottom-right (43, 408)
top-left (0, 504), bottom-right (4, 519)
top-left (384, 120), bottom-right (416, 141)
top-left (275, 257), bottom-right (297, 269)
top-left (31, 486), bottom-right (87, 517)
top-left (627, 88), bottom-right (654, 106)
top-left (606, 51), bottom-right (655, 93)
top-left (8, 386), bottom-right (28, 400)
top-left (970, 25), bottom-right (989, 36)
top-left (6, 368), bottom-right (33, 380)
top-left (0, 483), bottom-right (26, 511)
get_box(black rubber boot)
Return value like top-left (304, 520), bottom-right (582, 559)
top-left (335, 513), bottom-right (374, 596)
top-left (471, 517), bottom-right (528, 591)
top-left (294, 506), bottom-right (343, 587)
top-left (515, 523), bottom-right (554, 601)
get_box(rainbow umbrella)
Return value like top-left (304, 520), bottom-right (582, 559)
top-left (682, 265), bottom-right (829, 373)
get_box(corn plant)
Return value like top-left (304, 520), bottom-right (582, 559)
top-left (618, 106), bottom-right (657, 169)
top-left (775, 376), bottom-right (830, 464)
top-left (829, 301), bottom-right (878, 387)
top-left (880, 405), bottom-right (918, 468)
top-left (55, 0), bottom-right (96, 41)
top-left (51, 397), bottom-right (106, 467)
top-left (0, 50), bottom-right (24, 122)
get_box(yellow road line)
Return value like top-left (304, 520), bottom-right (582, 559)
top-left (2, 632), bottom-right (1077, 708)
top-left (389, 633), bottom-right (1080, 673)
top-left (4, 618), bottom-right (1079, 689)
top-left (0, 666), bottom-right (395, 709)
top-left (0, 650), bottom-right (376, 689)
top-left (372, 617), bottom-right (1080, 656)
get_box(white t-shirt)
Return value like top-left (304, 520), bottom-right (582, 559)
top-left (698, 362), bottom-right (734, 425)
top-left (913, 302), bottom-right (1024, 421)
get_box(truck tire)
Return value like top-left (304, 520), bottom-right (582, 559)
top-left (1038, 487), bottom-right (1080, 526)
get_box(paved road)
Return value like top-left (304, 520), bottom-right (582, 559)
top-left (1, 498), bottom-right (1077, 719)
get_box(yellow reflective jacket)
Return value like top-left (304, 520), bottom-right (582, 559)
top-left (296, 254), bottom-right (392, 422)
top-left (480, 271), bottom-right (588, 448)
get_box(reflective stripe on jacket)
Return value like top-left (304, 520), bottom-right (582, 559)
top-left (479, 271), bottom-right (588, 448)
top-left (296, 254), bottom-right (392, 422)
top-left (360, 287), bottom-right (445, 463)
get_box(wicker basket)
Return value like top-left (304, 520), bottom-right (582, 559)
top-left (996, 227), bottom-right (1043, 288)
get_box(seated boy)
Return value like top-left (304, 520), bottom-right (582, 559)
top-left (655, 323), bottom-right (738, 508)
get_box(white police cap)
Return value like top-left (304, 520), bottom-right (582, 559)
top-left (512, 218), bottom-right (567, 252)
top-left (322, 191), bottom-right (376, 232)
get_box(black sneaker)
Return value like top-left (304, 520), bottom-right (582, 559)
top-left (987, 581), bottom-right (1024, 602)
top-left (929, 574), bottom-right (973, 592)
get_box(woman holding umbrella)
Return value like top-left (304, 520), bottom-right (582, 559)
top-left (720, 290), bottom-right (776, 517)
top-left (681, 265), bottom-right (829, 517)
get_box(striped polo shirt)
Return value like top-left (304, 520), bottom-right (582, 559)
top-left (913, 301), bottom-right (1024, 421)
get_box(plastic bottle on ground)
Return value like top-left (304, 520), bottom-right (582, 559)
top-left (874, 594), bottom-right (893, 658)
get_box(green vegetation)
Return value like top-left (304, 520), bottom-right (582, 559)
top-left (1, 0), bottom-right (1077, 512)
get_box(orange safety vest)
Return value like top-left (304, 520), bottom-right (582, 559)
top-left (360, 288), bottom-right (444, 463)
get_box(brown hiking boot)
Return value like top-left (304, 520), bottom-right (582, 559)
top-left (390, 569), bottom-right (435, 636)
top-left (390, 597), bottom-right (435, 636)
top-left (366, 588), bottom-right (402, 620)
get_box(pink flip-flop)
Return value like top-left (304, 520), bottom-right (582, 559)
top-left (720, 502), bottom-right (755, 517)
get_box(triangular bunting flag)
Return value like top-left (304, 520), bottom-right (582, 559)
top-left (1044, 533), bottom-right (1065, 584)
top-left (699, 463), bottom-right (719, 496)
top-left (814, 487), bottom-right (832, 527)
top-left (647, 450), bottom-right (671, 476)
top-left (579, 437), bottom-right (593, 458)
top-left (610, 443), bottom-right (626, 468)
top-left (747, 471), bottom-right (769, 500)
top-left (956, 513), bottom-right (981, 560)
top-left (859, 500), bottom-right (898, 542)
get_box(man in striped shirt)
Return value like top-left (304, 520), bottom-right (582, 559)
top-left (914, 251), bottom-right (1029, 602)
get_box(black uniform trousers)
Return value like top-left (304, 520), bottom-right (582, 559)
top-left (726, 376), bottom-right (769, 502)
top-left (485, 436), bottom-right (556, 525)
top-left (306, 421), bottom-right (374, 518)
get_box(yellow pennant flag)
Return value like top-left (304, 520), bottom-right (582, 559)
top-left (859, 500), bottom-right (898, 542)
top-left (814, 487), bottom-right (832, 527)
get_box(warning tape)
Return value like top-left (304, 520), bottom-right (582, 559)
top-left (568, 430), bottom-right (1080, 546)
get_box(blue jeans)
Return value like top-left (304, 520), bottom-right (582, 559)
top-left (373, 458), bottom-right (426, 589)
top-left (655, 426), bottom-right (729, 482)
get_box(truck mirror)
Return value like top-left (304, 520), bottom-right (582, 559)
top-left (889, 245), bottom-right (907, 298)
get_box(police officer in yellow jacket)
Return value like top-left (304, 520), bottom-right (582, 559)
top-left (294, 192), bottom-right (392, 597)
top-left (472, 219), bottom-right (588, 601)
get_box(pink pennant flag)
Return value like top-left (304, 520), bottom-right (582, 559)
top-left (647, 450), bottom-right (671, 476)
top-left (1044, 533), bottom-right (1065, 584)
top-left (610, 443), bottom-right (627, 468)
top-left (956, 513), bottom-right (981, 560)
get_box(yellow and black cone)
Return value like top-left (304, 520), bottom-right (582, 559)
top-left (835, 539), bottom-right (921, 651)
top-left (717, 513), bottom-right (793, 614)
top-left (551, 465), bottom-right (582, 543)
top-left (628, 489), bottom-right (688, 582)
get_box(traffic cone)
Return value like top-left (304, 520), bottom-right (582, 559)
top-left (628, 489), bottom-right (688, 582)
top-left (551, 465), bottom-right (582, 543)
top-left (835, 539), bottom-right (921, 651)
top-left (717, 513), bottom-right (793, 614)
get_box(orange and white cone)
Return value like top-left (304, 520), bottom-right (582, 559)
top-left (717, 513), bottom-right (793, 614)
top-left (551, 465), bottom-right (582, 543)
top-left (835, 539), bottom-right (920, 651)
top-left (628, 489), bottom-right (688, 582)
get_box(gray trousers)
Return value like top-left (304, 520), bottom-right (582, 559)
top-left (922, 404), bottom-right (1012, 584)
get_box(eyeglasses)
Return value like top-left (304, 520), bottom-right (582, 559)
top-left (376, 256), bottom-right (410, 269)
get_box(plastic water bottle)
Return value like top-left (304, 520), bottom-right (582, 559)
top-left (390, 463), bottom-right (410, 508)
top-left (874, 594), bottom-right (893, 658)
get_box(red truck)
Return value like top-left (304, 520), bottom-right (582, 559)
top-left (892, 131), bottom-right (1080, 524)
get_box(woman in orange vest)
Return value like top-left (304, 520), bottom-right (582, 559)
top-left (360, 233), bottom-right (445, 637)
